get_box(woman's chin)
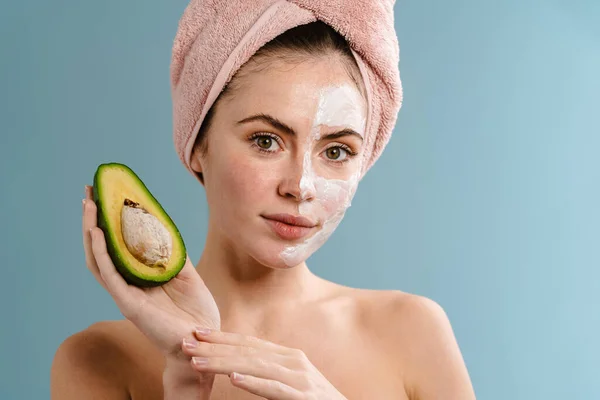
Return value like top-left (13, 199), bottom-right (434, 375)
top-left (251, 249), bottom-right (305, 269)
top-left (247, 240), bottom-right (312, 269)
top-left (241, 225), bottom-right (331, 269)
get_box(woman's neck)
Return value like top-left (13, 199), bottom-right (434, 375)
top-left (193, 231), bottom-right (329, 322)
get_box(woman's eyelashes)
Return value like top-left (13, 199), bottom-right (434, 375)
top-left (249, 132), bottom-right (283, 153)
top-left (248, 132), bottom-right (358, 164)
top-left (323, 143), bottom-right (357, 163)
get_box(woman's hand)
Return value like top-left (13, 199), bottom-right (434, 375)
top-left (82, 185), bottom-right (221, 363)
top-left (179, 328), bottom-right (348, 400)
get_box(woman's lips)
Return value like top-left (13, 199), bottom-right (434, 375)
top-left (262, 214), bottom-right (317, 241)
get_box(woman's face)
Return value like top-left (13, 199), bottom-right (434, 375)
top-left (191, 56), bottom-right (367, 268)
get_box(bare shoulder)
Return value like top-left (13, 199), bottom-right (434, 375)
top-left (346, 288), bottom-right (446, 341)
top-left (339, 287), bottom-right (426, 320)
top-left (55, 319), bottom-right (150, 360)
top-left (51, 320), bottom-right (130, 399)
top-left (350, 288), bottom-right (476, 399)
top-left (359, 289), bottom-right (450, 330)
top-left (51, 319), bottom-right (163, 400)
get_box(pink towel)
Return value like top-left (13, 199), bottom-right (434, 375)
top-left (170, 0), bottom-right (402, 181)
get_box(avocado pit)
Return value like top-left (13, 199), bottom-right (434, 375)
top-left (121, 198), bottom-right (172, 268)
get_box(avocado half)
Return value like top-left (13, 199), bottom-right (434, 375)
top-left (92, 163), bottom-right (186, 287)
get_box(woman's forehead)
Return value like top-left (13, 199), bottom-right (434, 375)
top-left (225, 63), bottom-right (366, 135)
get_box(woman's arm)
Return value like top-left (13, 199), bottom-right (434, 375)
top-left (162, 358), bottom-right (215, 400)
top-left (162, 374), bottom-right (213, 400)
top-left (50, 326), bottom-right (130, 400)
top-left (396, 295), bottom-right (477, 400)
top-left (51, 323), bottom-right (216, 400)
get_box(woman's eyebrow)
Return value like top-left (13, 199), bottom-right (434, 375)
top-left (236, 113), bottom-right (296, 136)
top-left (320, 129), bottom-right (363, 142)
top-left (237, 113), bottom-right (363, 141)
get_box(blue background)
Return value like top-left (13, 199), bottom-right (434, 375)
top-left (1, 0), bottom-right (598, 398)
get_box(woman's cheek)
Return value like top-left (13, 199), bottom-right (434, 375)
top-left (221, 156), bottom-right (275, 200)
top-left (302, 175), bottom-right (357, 218)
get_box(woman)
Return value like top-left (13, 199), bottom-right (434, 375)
top-left (51, 1), bottom-right (476, 399)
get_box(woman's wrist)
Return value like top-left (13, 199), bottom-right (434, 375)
top-left (163, 358), bottom-right (215, 399)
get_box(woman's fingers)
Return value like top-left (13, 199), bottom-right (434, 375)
top-left (187, 351), bottom-right (302, 399)
top-left (89, 226), bottom-right (130, 297)
top-left (89, 226), bottom-right (147, 324)
top-left (82, 185), bottom-right (107, 291)
top-left (227, 373), bottom-right (302, 400)
top-left (191, 329), bottom-right (296, 356)
top-left (85, 185), bottom-right (93, 199)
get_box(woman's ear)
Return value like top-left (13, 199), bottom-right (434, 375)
top-left (190, 148), bottom-right (205, 185)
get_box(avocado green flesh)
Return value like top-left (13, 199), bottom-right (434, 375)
top-left (92, 162), bottom-right (186, 287)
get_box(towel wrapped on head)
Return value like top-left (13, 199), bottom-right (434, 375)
top-left (170, 0), bottom-right (403, 182)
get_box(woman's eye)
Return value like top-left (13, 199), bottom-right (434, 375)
top-left (254, 135), bottom-right (281, 151)
top-left (325, 146), bottom-right (348, 161)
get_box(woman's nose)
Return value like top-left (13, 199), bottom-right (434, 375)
top-left (277, 156), bottom-right (316, 202)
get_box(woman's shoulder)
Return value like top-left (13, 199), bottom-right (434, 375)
top-left (51, 319), bottom-right (163, 399)
top-left (342, 287), bottom-right (450, 355)
top-left (56, 319), bottom-right (149, 358)
top-left (52, 319), bottom-right (146, 373)
top-left (52, 319), bottom-right (135, 371)
top-left (352, 287), bottom-right (454, 351)
top-left (342, 286), bottom-right (444, 325)
top-left (349, 288), bottom-right (475, 399)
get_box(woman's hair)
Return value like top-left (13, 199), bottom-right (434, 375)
top-left (192, 21), bottom-right (366, 181)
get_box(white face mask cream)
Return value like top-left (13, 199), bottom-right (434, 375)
top-left (280, 84), bottom-right (366, 266)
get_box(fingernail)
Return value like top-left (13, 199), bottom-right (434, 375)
top-left (195, 327), bottom-right (211, 336)
top-left (192, 357), bottom-right (208, 366)
top-left (232, 372), bottom-right (244, 381)
top-left (183, 338), bottom-right (197, 348)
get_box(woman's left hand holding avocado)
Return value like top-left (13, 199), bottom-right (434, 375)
top-left (82, 185), bottom-right (221, 393)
